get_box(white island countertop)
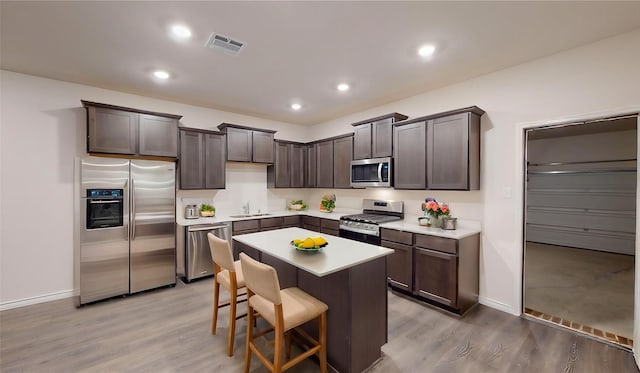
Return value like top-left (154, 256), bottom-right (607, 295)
top-left (232, 227), bottom-right (393, 277)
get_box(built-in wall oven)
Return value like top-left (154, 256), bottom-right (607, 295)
top-left (85, 189), bottom-right (124, 229)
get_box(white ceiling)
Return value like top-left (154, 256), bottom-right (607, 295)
top-left (2, 1), bottom-right (640, 125)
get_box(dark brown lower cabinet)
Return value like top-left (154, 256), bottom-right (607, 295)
top-left (282, 215), bottom-right (301, 228)
top-left (382, 227), bottom-right (479, 315)
top-left (381, 228), bottom-right (414, 292)
top-left (414, 247), bottom-right (457, 308)
top-left (302, 215), bottom-right (321, 232)
top-left (413, 233), bottom-right (479, 314)
top-left (382, 240), bottom-right (412, 292)
top-left (320, 218), bottom-right (340, 236)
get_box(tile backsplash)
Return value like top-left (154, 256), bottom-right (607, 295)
top-left (176, 163), bottom-right (483, 222)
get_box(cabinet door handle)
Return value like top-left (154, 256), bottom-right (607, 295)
top-left (415, 247), bottom-right (456, 260)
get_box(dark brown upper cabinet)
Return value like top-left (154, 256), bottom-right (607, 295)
top-left (333, 135), bottom-right (353, 189)
top-left (427, 112), bottom-right (481, 190)
top-left (393, 106), bottom-right (483, 190)
top-left (178, 128), bottom-right (226, 190)
top-left (267, 140), bottom-right (305, 188)
top-left (305, 143), bottom-right (317, 188)
top-left (82, 100), bottom-right (181, 158)
top-left (217, 123), bottom-right (276, 163)
top-left (393, 121), bottom-right (427, 189)
top-left (309, 134), bottom-right (353, 189)
top-left (315, 139), bottom-right (334, 188)
top-left (352, 113), bottom-right (407, 160)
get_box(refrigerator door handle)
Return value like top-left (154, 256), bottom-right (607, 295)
top-left (124, 179), bottom-right (130, 241)
top-left (131, 178), bottom-right (136, 240)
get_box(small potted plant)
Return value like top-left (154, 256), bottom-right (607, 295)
top-left (200, 204), bottom-right (215, 217)
top-left (320, 193), bottom-right (336, 212)
top-left (288, 200), bottom-right (308, 211)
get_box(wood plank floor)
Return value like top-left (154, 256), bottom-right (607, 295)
top-left (1, 279), bottom-right (638, 372)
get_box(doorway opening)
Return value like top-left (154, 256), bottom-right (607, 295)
top-left (523, 114), bottom-right (638, 349)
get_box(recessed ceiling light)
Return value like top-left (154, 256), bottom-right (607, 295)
top-left (291, 103), bottom-right (302, 110)
top-left (153, 70), bottom-right (170, 79)
top-left (171, 24), bottom-right (192, 39)
top-left (337, 83), bottom-right (350, 91)
top-left (418, 44), bottom-right (436, 58)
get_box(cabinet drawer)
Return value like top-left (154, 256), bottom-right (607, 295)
top-left (380, 228), bottom-right (413, 245)
top-left (283, 215), bottom-right (301, 227)
top-left (303, 216), bottom-right (320, 227)
top-left (321, 227), bottom-right (339, 237)
top-left (260, 217), bottom-right (284, 229)
top-left (233, 219), bottom-right (260, 233)
top-left (414, 234), bottom-right (457, 255)
top-left (320, 218), bottom-right (339, 231)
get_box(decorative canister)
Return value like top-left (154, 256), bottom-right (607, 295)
top-left (441, 217), bottom-right (457, 230)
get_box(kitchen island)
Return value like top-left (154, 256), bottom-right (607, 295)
top-left (233, 227), bottom-right (394, 373)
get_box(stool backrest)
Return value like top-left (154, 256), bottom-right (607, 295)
top-left (239, 253), bottom-right (282, 305)
top-left (208, 233), bottom-right (235, 272)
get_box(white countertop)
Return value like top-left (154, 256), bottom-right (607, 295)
top-left (176, 208), bottom-right (360, 226)
top-left (177, 210), bottom-right (481, 240)
top-left (380, 218), bottom-right (481, 239)
top-left (233, 227), bottom-right (394, 277)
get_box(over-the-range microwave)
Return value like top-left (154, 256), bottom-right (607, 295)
top-left (350, 157), bottom-right (392, 188)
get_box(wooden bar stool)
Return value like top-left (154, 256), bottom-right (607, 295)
top-left (207, 233), bottom-right (247, 356)
top-left (239, 253), bottom-right (328, 373)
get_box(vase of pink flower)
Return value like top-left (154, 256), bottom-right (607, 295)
top-left (420, 198), bottom-right (450, 228)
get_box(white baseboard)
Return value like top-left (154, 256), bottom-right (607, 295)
top-left (479, 296), bottom-right (520, 316)
top-left (0, 289), bottom-right (76, 311)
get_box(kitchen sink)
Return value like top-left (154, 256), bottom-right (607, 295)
top-left (228, 213), bottom-right (272, 218)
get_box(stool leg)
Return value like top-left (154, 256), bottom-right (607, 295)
top-left (244, 298), bottom-right (254, 373)
top-left (274, 323), bottom-right (284, 373)
top-left (227, 285), bottom-right (237, 356)
top-left (285, 331), bottom-right (292, 360)
top-left (319, 312), bottom-right (327, 373)
top-left (211, 280), bottom-right (220, 335)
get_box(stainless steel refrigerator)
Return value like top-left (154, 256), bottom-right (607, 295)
top-left (78, 156), bottom-right (176, 304)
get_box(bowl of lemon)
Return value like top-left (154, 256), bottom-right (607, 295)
top-left (291, 237), bottom-right (328, 252)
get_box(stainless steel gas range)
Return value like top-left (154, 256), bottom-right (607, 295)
top-left (339, 199), bottom-right (404, 245)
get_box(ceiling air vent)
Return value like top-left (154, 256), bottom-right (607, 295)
top-left (206, 33), bottom-right (245, 54)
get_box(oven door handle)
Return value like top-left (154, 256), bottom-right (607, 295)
top-left (339, 226), bottom-right (380, 236)
top-left (377, 163), bottom-right (383, 182)
top-left (88, 199), bottom-right (121, 204)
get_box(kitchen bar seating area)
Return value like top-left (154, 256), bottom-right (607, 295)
top-left (232, 227), bottom-right (394, 372)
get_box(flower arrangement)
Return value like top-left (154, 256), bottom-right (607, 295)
top-left (320, 193), bottom-right (336, 212)
top-left (421, 198), bottom-right (449, 219)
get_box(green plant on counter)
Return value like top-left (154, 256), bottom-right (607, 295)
top-left (321, 194), bottom-right (336, 211)
top-left (200, 204), bottom-right (215, 212)
top-left (289, 200), bottom-right (308, 210)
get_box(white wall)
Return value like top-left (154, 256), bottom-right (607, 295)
top-left (2, 27), bottom-right (640, 313)
top-left (0, 72), bottom-right (307, 307)
top-left (307, 28), bottom-right (640, 313)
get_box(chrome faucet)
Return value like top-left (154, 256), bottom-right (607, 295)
top-left (243, 201), bottom-right (250, 214)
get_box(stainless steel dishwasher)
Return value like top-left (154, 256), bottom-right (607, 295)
top-left (177, 223), bottom-right (232, 282)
